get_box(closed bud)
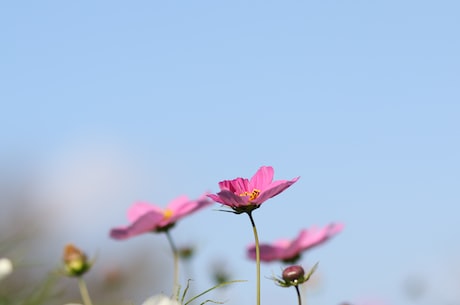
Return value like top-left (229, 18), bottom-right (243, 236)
top-left (62, 244), bottom-right (91, 277)
top-left (178, 245), bottom-right (195, 261)
top-left (272, 262), bottom-right (318, 288)
top-left (282, 265), bottom-right (305, 283)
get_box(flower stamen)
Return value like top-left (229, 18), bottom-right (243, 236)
top-left (239, 189), bottom-right (261, 201)
top-left (163, 209), bottom-right (173, 220)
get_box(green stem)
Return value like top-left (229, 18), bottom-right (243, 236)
top-left (294, 285), bottom-right (302, 305)
top-left (165, 230), bottom-right (179, 299)
top-left (77, 277), bottom-right (93, 305)
top-left (247, 211), bottom-right (260, 305)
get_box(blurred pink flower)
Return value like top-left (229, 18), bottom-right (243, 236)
top-left (110, 194), bottom-right (212, 240)
top-left (207, 166), bottom-right (299, 213)
top-left (247, 223), bottom-right (344, 262)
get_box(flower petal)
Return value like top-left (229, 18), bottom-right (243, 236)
top-left (249, 166), bottom-right (274, 189)
top-left (247, 244), bottom-right (285, 262)
top-left (207, 193), bottom-right (225, 204)
top-left (110, 211), bottom-right (164, 240)
top-left (280, 223), bottom-right (344, 259)
top-left (253, 177), bottom-right (299, 205)
top-left (168, 195), bottom-right (213, 223)
top-left (215, 189), bottom-right (248, 207)
top-left (165, 195), bottom-right (191, 211)
top-left (246, 223), bottom-right (344, 263)
top-left (298, 223), bottom-right (344, 250)
top-left (219, 178), bottom-right (250, 194)
top-left (127, 202), bottom-right (162, 222)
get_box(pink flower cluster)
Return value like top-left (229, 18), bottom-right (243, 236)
top-left (110, 165), bottom-right (344, 263)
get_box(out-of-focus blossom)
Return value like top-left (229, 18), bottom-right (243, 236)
top-left (141, 294), bottom-right (181, 305)
top-left (0, 258), bottom-right (13, 281)
top-left (208, 166), bottom-right (299, 214)
top-left (211, 260), bottom-right (232, 285)
top-left (178, 245), bottom-right (195, 261)
top-left (62, 244), bottom-right (92, 277)
top-left (110, 194), bottom-right (212, 240)
top-left (247, 223), bottom-right (344, 263)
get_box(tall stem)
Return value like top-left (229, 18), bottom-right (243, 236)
top-left (77, 277), bottom-right (93, 305)
top-left (294, 285), bottom-right (302, 305)
top-left (165, 230), bottom-right (179, 299)
top-left (247, 211), bottom-right (260, 305)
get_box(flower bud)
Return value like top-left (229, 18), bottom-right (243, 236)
top-left (178, 245), bottom-right (195, 261)
top-left (62, 244), bottom-right (91, 277)
top-left (282, 265), bottom-right (305, 283)
top-left (273, 263), bottom-right (317, 288)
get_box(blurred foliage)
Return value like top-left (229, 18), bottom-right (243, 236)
top-left (0, 162), bottom-right (166, 305)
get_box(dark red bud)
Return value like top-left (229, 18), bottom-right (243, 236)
top-left (282, 265), bottom-right (305, 282)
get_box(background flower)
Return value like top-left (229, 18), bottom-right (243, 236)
top-left (110, 194), bottom-right (212, 240)
top-left (247, 223), bottom-right (344, 262)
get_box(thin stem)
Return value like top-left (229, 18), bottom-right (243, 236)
top-left (294, 285), bottom-right (302, 305)
top-left (165, 230), bottom-right (179, 299)
top-left (247, 211), bottom-right (260, 305)
top-left (77, 277), bottom-right (93, 305)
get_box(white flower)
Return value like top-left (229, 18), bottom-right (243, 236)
top-left (0, 258), bottom-right (13, 281)
top-left (141, 294), bottom-right (181, 305)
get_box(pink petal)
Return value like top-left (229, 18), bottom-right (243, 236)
top-left (169, 195), bottom-right (213, 222)
top-left (246, 224), bottom-right (344, 263)
top-left (207, 193), bottom-right (225, 204)
top-left (166, 195), bottom-right (191, 211)
top-left (110, 211), bottom-right (164, 240)
top-left (247, 244), bottom-right (284, 262)
top-left (219, 178), bottom-right (250, 194)
top-left (247, 239), bottom-right (291, 262)
top-left (127, 202), bottom-right (162, 222)
top-left (249, 166), bottom-right (274, 190)
top-left (272, 239), bottom-right (292, 249)
top-left (215, 190), bottom-right (248, 207)
top-left (253, 177), bottom-right (299, 205)
top-left (328, 222), bottom-right (345, 235)
top-left (297, 223), bottom-right (344, 251)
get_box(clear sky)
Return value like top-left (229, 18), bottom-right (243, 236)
top-left (1, 1), bottom-right (460, 305)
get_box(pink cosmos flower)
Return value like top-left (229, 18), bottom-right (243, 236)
top-left (207, 166), bottom-right (299, 213)
top-left (247, 223), bottom-right (344, 262)
top-left (110, 194), bottom-right (212, 240)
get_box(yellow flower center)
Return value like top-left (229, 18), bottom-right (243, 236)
top-left (240, 189), bottom-right (261, 201)
top-left (163, 209), bottom-right (173, 220)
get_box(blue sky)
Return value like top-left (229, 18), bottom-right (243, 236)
top-left (1, 1), bottom-right (460, 305)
